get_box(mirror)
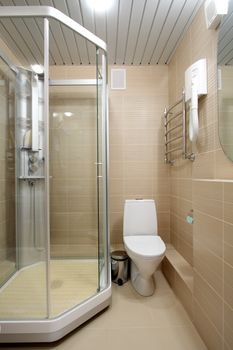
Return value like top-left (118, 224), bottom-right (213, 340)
top-left (218, 0), bottom-right (233, 162)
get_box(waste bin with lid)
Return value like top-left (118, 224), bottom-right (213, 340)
top-left (111, 250), bottom-right (129, 286)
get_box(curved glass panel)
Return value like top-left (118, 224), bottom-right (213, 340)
top-left (0, 56), bottom-right (16, 287)
top-left (0, 40), bottom-right (48, 321)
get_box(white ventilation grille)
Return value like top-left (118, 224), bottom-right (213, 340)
top-left (111, 69), bottom-right (126, 90)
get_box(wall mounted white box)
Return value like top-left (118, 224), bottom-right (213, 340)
top-left (204, 0), bottom-right (228, 29)
top-left (185, 58), bottom-right (208, 102)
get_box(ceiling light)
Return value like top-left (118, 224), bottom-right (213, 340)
top-left (87, 0), bottom-right (114, 13)
top-left (31, 64), bottom-right (44, 74)
top-left (64, 112), bottom-right (74, 117)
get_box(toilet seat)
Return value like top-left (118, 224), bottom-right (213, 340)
top-left (124, 235), bottom-right (166, 259)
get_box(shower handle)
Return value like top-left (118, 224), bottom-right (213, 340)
top-left (95, 162), bottom-right (103, 178)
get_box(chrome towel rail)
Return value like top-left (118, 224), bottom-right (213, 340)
top-left (164, 91), bottom-right (194, 165)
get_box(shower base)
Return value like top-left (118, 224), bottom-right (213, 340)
top-left (0, 259), bottom-right (98, 318)
top-left (0, 259), bottom-right (111, 342)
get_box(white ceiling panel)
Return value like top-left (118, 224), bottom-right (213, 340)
top-left (52, 0), bottom-right (81, 64)
top-left (66, 0), bottom-right (89, 64)
top-left (115, 0), bottom-right (133, 64)
top-left (0, 0), bottom-right (204, 66)
top-left (123, 0), bottom-right (146, 65)
top-left (141, 0), bottom-right (173, 64)
top-left (79, 0), bottom-right (96, 64)
top-left (159, 0), bottom-right (200, 63)
top-left (150, 0), bottom-right (186, 64)
top-left (132, 0), bottom-right (159, 65)
top-left (106, 0), bottom-right (119, 64)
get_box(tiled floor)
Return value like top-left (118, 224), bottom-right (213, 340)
top-left (1, 271), bottom-right (207, 350)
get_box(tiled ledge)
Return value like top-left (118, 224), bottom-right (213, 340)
top-left (110, 243), bottom-right (194, 293)
top-left (165, 244), bottom-right (193, 292)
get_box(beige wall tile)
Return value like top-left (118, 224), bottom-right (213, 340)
top-left (167, 2), bottom-right (233, 348)
top-left (196, 123), bottom-right (215, 154)
top-left (224, 302), bottom-right (233, 350)
top-left (224, 202), bottom-right (233, 225)
top-left (170, 231), bottom-right (179, 250)
top-left (110, 230), bottom-right (123, 244)
top-left (194, 271), bottom-right (223, 334)
top-left (155, 195), bottom-right (170, 212)
top-left (194, 211), bottom-right (223, 258)
top-left (171, 214), bottom-right (192, 244)
top-left (224, 182), bottom-right (233, 203)
top-left (124, 162), bottom-right (154, 179)
top-left (154, 179), bottom-right (171, 196)
top-left (123, 178), bottom-right (154, 197)
top-left (193, 180), bottom-right (223, 201)
top-left (194, 241), bottom-right (223, 296)
top-left (50, 230), bottom-right (69, 245)
top-left (162, 257), bottom-right (175, 288)
top-left (110, 212), bottom-right (123, 235)
top-left (109, 196), bottom-right (124, 213)
top-left (215, 150), bottom-right (233, 179)
top-left (224, 222), bottom-right (233, 247)
top-left (193, 195), bottom-right (223, 220)
top-left (109, 178), bottom-right (123, 196)
top-left (174, 272), bottom-right (193, 320)
top-left (178, 238), bottom-right (193, 266)
top-left (123, 145), bottom-right (154, 162)
top-left (224, 242), bottom-right (233, 268)
top-left (224, 263), bottom-right (233, 309)
top-left (193, 299), bottom-right (223, 350)
top-left (192, 151), bottom-right (215, 179)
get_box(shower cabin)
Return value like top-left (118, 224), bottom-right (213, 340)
top-left (0, 6), bottom-right (110, 343)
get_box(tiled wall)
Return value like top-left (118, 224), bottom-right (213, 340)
top-left (193, 180), bottom-right (233, 350)
top-left (50, 65), bottom-right (170, 251)
top-left (168, 4), bottom-right (233, 350)
top-left (109, 66), bottom-right (170, 245)
top-left (49, 93), bottom-right (98, 258)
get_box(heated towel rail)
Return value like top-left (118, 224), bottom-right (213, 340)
top-left (164, 91), bottom-right (195, 165)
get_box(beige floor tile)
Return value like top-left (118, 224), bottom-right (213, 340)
top-left (106, 326), bottom-right (207, 350)
top-left (0, 272), bottom-right (207, 350)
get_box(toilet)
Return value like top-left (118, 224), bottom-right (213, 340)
top-left (123, 199), bottom-right (166, 296)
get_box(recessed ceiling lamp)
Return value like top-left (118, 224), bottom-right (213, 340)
top-left (87, 0), bottom-right (114, 13)
top-left (64, 112), bottom-right (74, 117)
top-left (31, 64), bottom-right (44, 74)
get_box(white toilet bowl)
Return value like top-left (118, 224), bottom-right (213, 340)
top-left (123, 200), bottom-right (166, 296)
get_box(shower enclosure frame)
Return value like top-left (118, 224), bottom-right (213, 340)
top-left (0, 6), bottom-right (111, 343)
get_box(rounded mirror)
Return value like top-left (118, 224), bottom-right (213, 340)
top-left (218, 0), bottom-right (233, 162)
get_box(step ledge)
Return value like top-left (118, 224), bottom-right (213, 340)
top-left (165, 243), bottom-right (193, 292)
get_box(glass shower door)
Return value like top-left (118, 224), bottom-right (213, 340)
top-left (49, 82), bottom-right (99, 316)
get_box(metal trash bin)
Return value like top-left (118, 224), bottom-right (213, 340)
top-left (111, 250), bottom-right (129, 286)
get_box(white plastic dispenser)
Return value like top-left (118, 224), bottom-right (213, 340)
top-left (185, 58), bottom-right (207, 143)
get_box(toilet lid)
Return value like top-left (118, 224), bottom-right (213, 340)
top-left (124, 235), bottom-right (166, 258)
